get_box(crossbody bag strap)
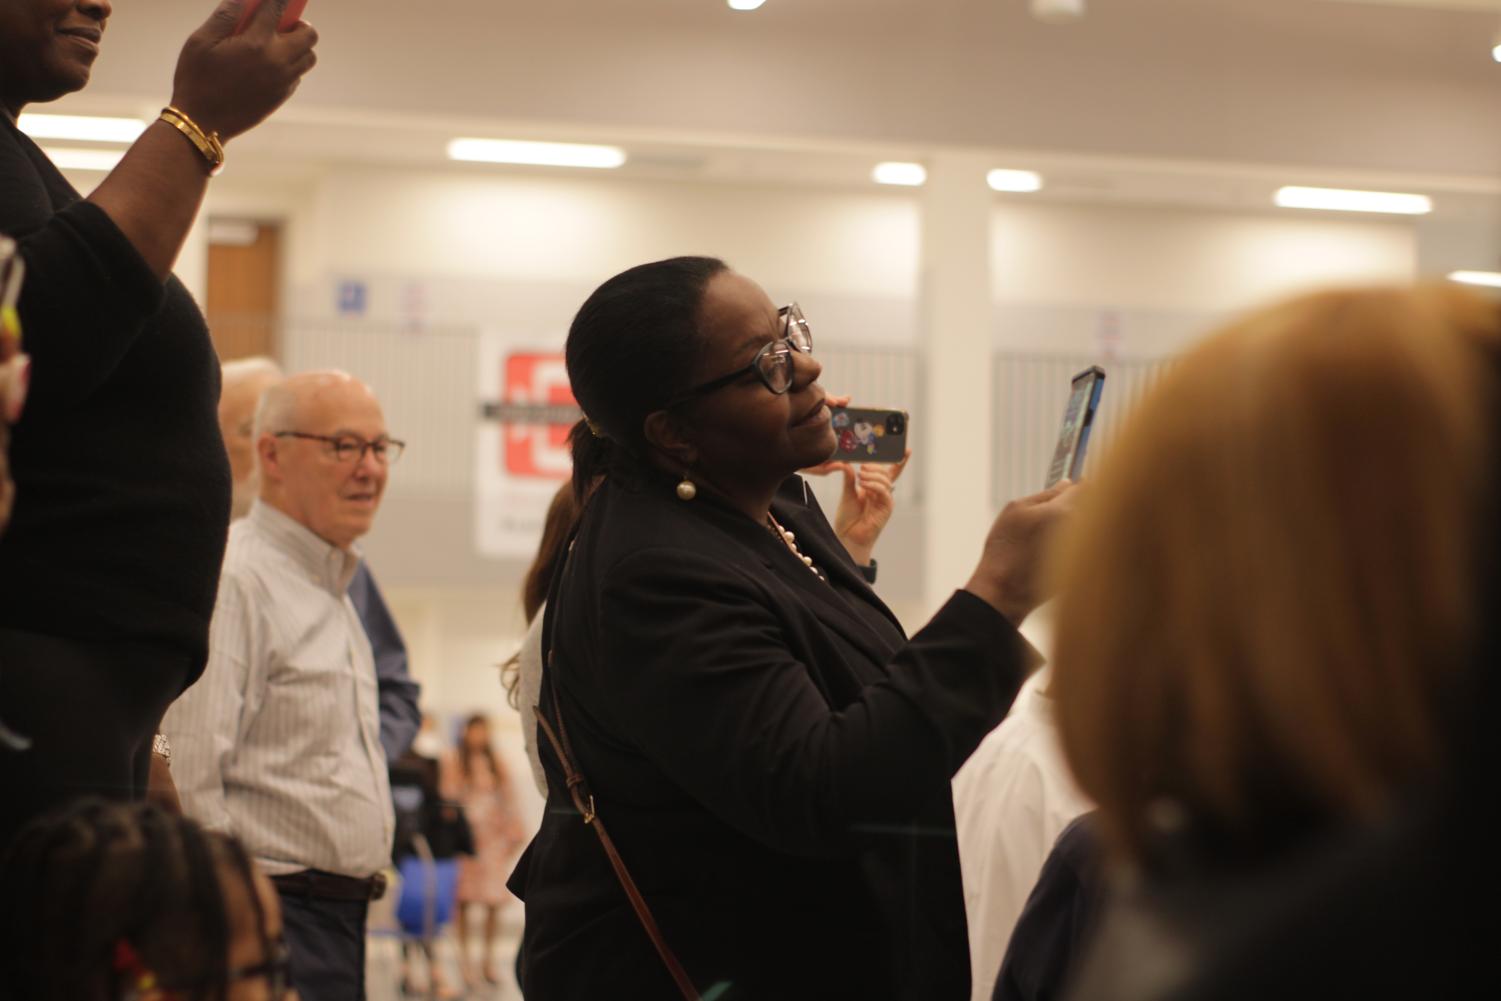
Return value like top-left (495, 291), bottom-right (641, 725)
top-left (535, 546), bottom-right (700, 1001)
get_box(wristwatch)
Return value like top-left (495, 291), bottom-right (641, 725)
top-left (152, 732), bottom-right (172, 764)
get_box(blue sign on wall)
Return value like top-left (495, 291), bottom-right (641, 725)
top-left (337, 280), bottom-right (368, 317)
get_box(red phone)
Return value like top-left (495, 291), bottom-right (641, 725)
top-left (236, 0), bottom-right (309, 34)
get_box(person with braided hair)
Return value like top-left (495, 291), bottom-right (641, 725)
top-left (0, 798), bottom-right (291, 1001)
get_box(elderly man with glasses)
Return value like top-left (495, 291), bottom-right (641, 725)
top-left (216, 356), bottom-right (422, 767)
top-left (163, 370), bottom-right (407, 1001)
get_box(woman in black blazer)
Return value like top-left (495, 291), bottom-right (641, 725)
top-left (508, 257), bottom-right (1075, 1000)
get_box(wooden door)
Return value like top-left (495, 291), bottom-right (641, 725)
top-left (206, 220), bottom-right (280, 361)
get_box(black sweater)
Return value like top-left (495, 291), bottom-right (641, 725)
top-left (0, 116), bottom-right (230, 684)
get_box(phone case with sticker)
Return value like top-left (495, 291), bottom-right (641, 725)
top-left (828, 407), bottom-right (909, 464)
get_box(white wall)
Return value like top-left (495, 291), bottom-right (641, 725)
top-left (293, 166), bottom-right (921, 329)
top-left (991, 200), bottom-right (1416, 355)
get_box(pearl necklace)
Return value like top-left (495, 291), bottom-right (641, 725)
top-left (767, 513), bottom-right (826, 581)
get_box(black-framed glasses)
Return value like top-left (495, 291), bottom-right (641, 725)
top-left (273, 431), bottom-right (406, 465)
top-left (226, 936), bottom-right (293, 999)
top-left (665, 303), bottom-right (813, 408)
top-left (159, 936), bottom-right (293, 1001)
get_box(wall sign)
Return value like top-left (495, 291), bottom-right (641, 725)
top-left (474, 332), bottom-right (580, 558)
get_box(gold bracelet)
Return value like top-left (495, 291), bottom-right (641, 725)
top-left (159, 106), bottom-right (225, 176)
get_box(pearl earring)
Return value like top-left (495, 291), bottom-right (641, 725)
top-left (676, 473), bottom-right (698, 501)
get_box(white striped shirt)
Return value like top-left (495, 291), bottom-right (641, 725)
top-left (163, 501), bottom-right (395, 877)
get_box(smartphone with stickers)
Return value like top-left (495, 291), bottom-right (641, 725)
top-left (828, 407), bottom-right (909, 464)
top-left (1044, 366), bottom-right (1105, 487)
top-left (1, 235), bottom-right (30, 423)
top-left (236, 0), bottom-right (309, 34)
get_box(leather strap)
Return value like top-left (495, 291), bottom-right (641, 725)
top-left (534, 654), bottom-right (700, 1001)
top-left (269, 869), bottom-right (387, 902)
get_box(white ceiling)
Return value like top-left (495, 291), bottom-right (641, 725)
top-left (1322, 0), bottom-right (1501, 11)
top-left (42, 0), bottom-right (1501, 209)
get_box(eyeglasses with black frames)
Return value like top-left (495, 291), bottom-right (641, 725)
top-left (225, 935), bottom-right (293, 999)
top-left (664, 303), bottom-right (813, 408)
top-left (273, 431), bottom-right (406, 465)
top-left (155, 935), bottom-right (293, 1001)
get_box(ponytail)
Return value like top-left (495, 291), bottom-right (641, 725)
top-left (569, 419), bottom-right (615, 509)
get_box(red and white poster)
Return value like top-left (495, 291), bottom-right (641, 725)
top-left (475, 332), bottom-right (580, 557)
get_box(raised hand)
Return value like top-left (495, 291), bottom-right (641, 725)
top-left (831, 450), bottom-right (910, 567)
top-left (966, 479), bottom-right (1079, 625)
top-left (171, 0), bottom-right (319, 141)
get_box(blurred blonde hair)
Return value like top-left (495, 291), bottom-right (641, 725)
top-left (1050, 284), bottom-right (1498, 866)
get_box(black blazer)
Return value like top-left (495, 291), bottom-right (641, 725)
top-left (509, 473), bottom-right (1039, 1000)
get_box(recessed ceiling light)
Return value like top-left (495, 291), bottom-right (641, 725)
top-left (987, 169), bottom-right (1044, 193)
top-left (447, 139), bottom-right (627, 169)
top-left (1274, 186), bottom-right (1432, 215)
top-left (728, 0), bottom-right (768, 9)
top-left (40, 147), bottom-right (125, 172)
top-left (872, 162), bottom-right (927, 187)
top-left (19, 113), bottom-right (146, 144)
top-left (1031, 0), bottom-right (1085, 24)
top-left (1449, 270), bottom-right (1501, 289)
top-left (1492, 41), bottom-right (1501, 63)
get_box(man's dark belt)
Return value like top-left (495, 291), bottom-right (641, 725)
top-left (270, 869), bottom-right (387, 902)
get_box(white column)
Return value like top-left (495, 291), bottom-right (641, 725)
top-left (920, 152), bottom-right (994, 615)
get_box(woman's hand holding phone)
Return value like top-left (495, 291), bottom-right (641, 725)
top-left (830, 451), bottom-right (910, 567)
top-left (171, 0), bottom-right (318, 142)
top-left (966, 479), bottom-right (1079, 626)
top-left (235, 0), bottom-right (310, 34)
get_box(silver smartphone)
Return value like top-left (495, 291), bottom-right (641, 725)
top-left (1045, 366), bottom-right (1106, 487)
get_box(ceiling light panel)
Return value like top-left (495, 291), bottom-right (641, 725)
top-left (447, 139), bottom-right (627, 169)
top-left (1274, 185), bottom-right (1432, 214)
top-left (872, 162), bottom-right (927, 186)
top-left (41, 147), bottom-right (125, 172)
top-left (1449, 270), bottom-right (1501, 288)
top-left (988, 169), bottom-right (1044, 193)
top-left (19, 114), bottom-right (146, 144)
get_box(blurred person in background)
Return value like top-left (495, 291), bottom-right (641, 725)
top-left (0, 0), bottom-right (317, 848)
top-left (990, 811), bottom-right (1103, 1001)
top-left (510, 257), bottom-right (1074, 1000)
top-left (1046, 285), bottom-right (1498, 999)
top-left (221, 356), bottom-right (287, 520)
top-left (952, 661), bottom-right (1092, 1001)
top-left (504, 481), bottom-right (581, 798)
top-left (218, 356), bottom-right (422, 763)
top-left (390, 715), bottom-right (471, 1000)
top-left (444, 713), bottom-right (526, 989)
top-left (0, 798), bottom-right (292, 1001)
top-left (163, 371), bottom-right (402, 1001)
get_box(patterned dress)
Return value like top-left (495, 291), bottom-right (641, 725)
top-left (445, 748), bottom-right (526, 906)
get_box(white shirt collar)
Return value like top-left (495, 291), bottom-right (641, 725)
top-left (247, 500), bottom-right (363, 594)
